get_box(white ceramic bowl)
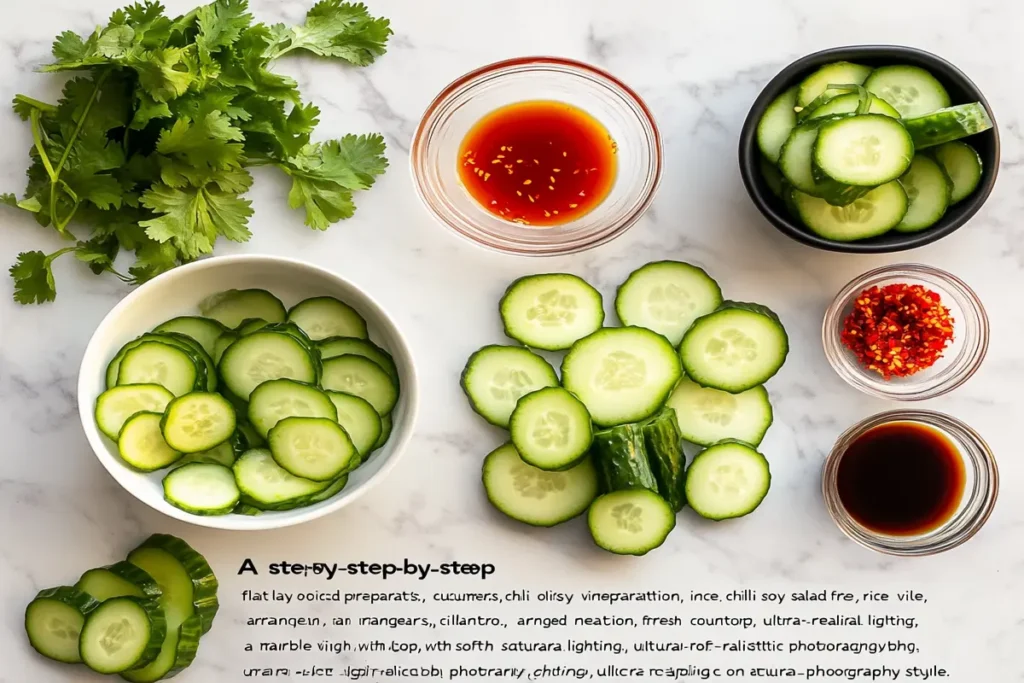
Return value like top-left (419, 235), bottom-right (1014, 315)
top-left (77, 255), bottom-right (419, 530)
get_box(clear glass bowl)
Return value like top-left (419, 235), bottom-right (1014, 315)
top-left (822, 263), bottom-right (989, 400)
top-left (822, 410), bottom-right (998, 556)
top-left (410, 57), bottom-right (663, 255)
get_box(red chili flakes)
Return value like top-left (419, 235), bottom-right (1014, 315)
top-left (841, 283), bottom-right (955, 379)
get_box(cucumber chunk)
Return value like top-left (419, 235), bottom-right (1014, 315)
top-left (152, 317), bottom-right (228, 357)
top-left (269, 416), bottom-right (357, 481)
top-left (793, 180), bottom-right (908, 241)
top-left (615, 261), bottom-right (723, 346)
top-left (163, 462), bottom-right (241, 515)
top-left (200, 289), bottom-right (286, 329)
top-left (80, 596), bottom-right (165, 674)
top-left (562, 327), bottom-right (681, 427)
top-left (319, 336), bottom-right (398, 380)
top-left (796, 61), bottom-right (873, 108)
top-left (813, 114), bottom-right (914, 186)
top-left (666, 376), bottom-right (773, 447)
top-left (373, 413), bottom-right (393, 451)
top-left (326, 391), bottom-right (383, 458)
top-left (509, 387), bottom-right (593, 471)
top-left (591, 422), bottom-right (658, 493)
top-left (25, 586), bottom-right (98, 663)
top-left (118, 412), bottom-right (182, 471)
top-left (128, 534), bottom-right (219, 636)
top-left (482, 443), bottom-right (599, 527)
top-left (685, 440), bottom-right (771, 520)
top-left (76, 561), bottom-right (162, 602)
top-left (218, 330), bottom-right (319, 400)
top-left (161, 392), bottom-right (236, 453)
top-left (679, 302), bottom-right (789, 393)
top-left (117, 341), bottom-right (201, 397)
top-left (288, 296), bottom-right (368, 341)
top-left (500, 273), bottom-right (604, 351)
top-left (864, 65), bottom-right (951, 118)
top-left (902, 102), bottom-right (994, 149)
top-left (460, 345), bottom-right (559, 428)
top-left (95, 385), bottom-right (175, 441)
top-left (756, 85), bottom-right (798, 163)
top-left (248, 378), bottom-right (338, 439)
top-left (320, 355), bottom-right (399, 416)
top-left (642, 410), bottom-right (687, 512)
top-left (121, 616), bottom-right (201, 683)
top-left (895, 154), bottom-right (952, 233)
top-left (778, 117), bottom-right (869, 205)
top-left (931, 141), bottom-right (983, 204)
top-left (806, 92), bottom-right (899, 119)
top-left (233, 448), bottom-right (330, 509)
top-left (587, 489), bottom-right (676, 556)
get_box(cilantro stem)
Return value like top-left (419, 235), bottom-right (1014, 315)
top-left (28, 110), bottom-right (58, 182)
top-left (16, 95), bottom-right (58, 116)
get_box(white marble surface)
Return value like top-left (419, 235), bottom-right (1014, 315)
top-left (2, 0), bottom-right (1024, 681)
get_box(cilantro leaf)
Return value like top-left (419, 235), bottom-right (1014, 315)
top-left (156, 111), bottom-right (245, 169)
top-left (129, 237), bottom-right (179, 283)
top-left (140, 181), bottom-right (253, 257)
top-left (74, 234), bottom-right (122, 276)
top-left (334, 133), bottom-right (388, 187)
top-left (196, 0), bottom-right (252, 60)
top-left (287, 177), bottom-right (354, 230)
top-left (10, 249), bottom-right (73, 304)
top-left (267, 1), bottom-right (391, 65)
top-left (52, 30), bottom-right (95, 62)
top-left (130, 47), bottom-right (198, 102)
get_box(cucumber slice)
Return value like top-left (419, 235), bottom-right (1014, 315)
top-left (319, 336), bottom-right (398, 380)
top-left (756, 85), bottom-right (798, 163)
top-left (304, 474), bottom-right (350, 505)
top-left (373, 413), bottom-right (393, 451)
top-left (161, 392), bottom-right (237, 453)
top-left (127, 534), bottom-right (219, 636)
top-left (163, 462), bottom-right (241, 515)
top-left (288, 296), bottom-right (368, 341)
top-left (326, 391), bottom-right (383, 458)
top-left (641, 410), bottom-right (687, 512)
top-left (76, 561), bottom-right (162, 602)
top-left (499, 273), bottom-right (604, 351)
top-left (117, 341), bottom-right (201, 397)
top-left (161, 333), bottom-right (218, 391)
top-left (233, 448), bottom-right (330, 509)
top-left (236, 318), bottom-right (270, 334)
top-left (895, 154), bottom-right (952, 233)
top-left (759, 155), bottom-right (785, 199)
top-left (236, 420), bottom-right (266, 448)
top-left (200, 289), bottom-right (286, 329)
top-left (95, 385), bottom-right (175, 441)
top-left (152, 317), bottom-right (228, 357)
top-left (509, 387), bottom-right (593, 471)
top-left (796, 61), bottom-right (873, 108)
top-left (615, 261), bottom-right (723, 346)
top-left (25, 586), bottom-right (98, 663)
top-left (864, 65), bottom-right (951, 118)
top-left (321, 355), bottom-right (399, 416)
top-left (80, 596), bottom-right (165, 674)
top-left (902, 102), bottom-right (994, 149)
top-left (778, 117), bottom-right (869, 205)
top-left (121, 615), bottom-right (201, 683)
top-left (482, 443), bottom-right (599, 527)
top-left (685, 440), bottom-right (771, 520)
top-left (218, 330), bottom-right (320, 400)
top-left (813, 114), bottom-right (914, 186)
top-left (679, 302), bottom-right (789, 393)
top-left (268, 416), bottom-right (357, 481)
top-left (106, 334), bottom-right (209, 391)
top-left (793, 181), bottom-right (908, 241)
top-left (561, 327), bottom-right (681, 427)
top-left (176, 437), bottom-right (239, 468)
top-left (213, 332), bottom-right (238, 364)
top-left (460, 345), bottom-right (558, 428)
top-left (118, 412), bottom-right (182, 472)
top-left (806, 92), bottom-right (899, 119)
top-left (666, 376), bottom-right (773, 447)
top-left (248, 378), bottom-right (337, 439)
top-left (587, 489), bottom-right (676, 556)
top-left (591, 422), bottom-right (658, 493)
top-left (931, 141), bottom-right (983, 204)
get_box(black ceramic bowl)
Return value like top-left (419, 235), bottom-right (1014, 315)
top-left (738, 45), bottom-right (1000, 254)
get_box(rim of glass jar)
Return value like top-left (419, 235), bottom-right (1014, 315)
top-left (821, 263), bottom-right (989, 401)
top-left (822, 409), bottom-right (999, 557)
top-left (409, 56), bottom-right (664, 256)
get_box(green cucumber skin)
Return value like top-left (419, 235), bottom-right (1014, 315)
top-left (591, 424), bottom-right (658, 494)
top-left (82, 596), bottom-right (166, 674)
top-left (129, 535), bottom-right (219, 636)
top-left (25, 586), bottom-right (100, 664)
top-left (499, 274), bottom-right (605, 351)
top-left (76, 561), bottom-right (163, 601)
top-left (685, 439), bottom-right (772, 521)
top-left (779, 115), bottom-right (870, 206)
top-left (641, 410), bottom-right (688, 512)
top-left (902, 103), bottom-right (994, 149)
top-left (120, 614), bottom-right (203, 682)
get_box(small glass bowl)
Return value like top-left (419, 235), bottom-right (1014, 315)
top-left (822, 263), bottom-right (989, 400)
top-left (822, 410), bottom-right (998, 556)
top-left (410, 56), bottom-right (663, 256)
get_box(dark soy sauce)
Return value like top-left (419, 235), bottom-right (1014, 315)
top-left (837, 422), bottom-right (965, 536)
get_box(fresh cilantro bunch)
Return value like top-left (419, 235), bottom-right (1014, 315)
top-left (5, 0), bottom-right (392, 304)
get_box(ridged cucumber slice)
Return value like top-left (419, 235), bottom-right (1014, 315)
top-left (895, 154), bottom-right (952, 233)
top-left (509, 387), bottom-right (593, 471)
top-left (76, 561), bottom-right (163, 601)
top-left (95, 385), bottom-right (175, 441)
top-left (796, 61), bottom-right (873, 108)
top-left (248, 378), bottom-right (337, 439)
top-left (931, 141), bottom-right (983, 204)
top-left (200, 289), bottom-right (286, 329)
top-left (864, 65), bottom-right (950, 118)
top-left (461, 345), bottom-right (558, 428)
top-left (319, 336), bottom-right (398, 381)
top-left (756, 85), bottom-right (798, 163)
top-left (233, 448), bottom-right (330, 510)
top-left (121, 615), bottom-right (202, 683)
top-left (326, 391), bottom-right (383, 458)
top-left (499, 273), bottom-right (604, 351)
top-left (80, 596), bottom-right (166, 674)
top-left (813, 114), bottom-right (914, 186)
top-left (25, 586), bottom-right (98, 663)
top-left (152, 317), bottom-right (228, 357)
top-left (902, 102), bottom-right (994, 149)
top-left (587, 489), bottom-right (676, 556)
top-left (665, 376), bottom-right (773, 447)
top-left (685, 440), bottom-right (771, 520)
top-left (118, 412), bottom-right (182, 471)
top-left (128, 534), bottom-right (219, 636)
top-left (163, 462), bottom-right (241, 515)
top-left (615, 261), bottom-right (723, 346)
top-left (287, 296), bottom-right (368, 341)
top-left (793, 181), bottom-right (908, 242)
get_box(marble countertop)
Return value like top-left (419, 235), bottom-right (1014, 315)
top-left (2, 0), bottom-right (1023, 680)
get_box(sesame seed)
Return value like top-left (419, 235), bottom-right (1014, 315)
top-left (528, 195), bottom-right (535, 203)
top-left (496, 154), bottom-right (505, 159)
top-left (491, 159), bottom-right (501, 164)
top-left (569, 203), bottom-right (578, 208)
top-left (548, 185), bottom-right (555, 190)
top-left (523, 179), bottom-right (532, 185)
top-left (552, 168), bottom-right (561, 172)
top-left (516, 159), bottom-right (523, 163)
top-left (544, 210), bottom-right (551, 217)
top-left (562, 151), bottom-right (568, 157)
top-left (484, 173), bottom-right (491, 180)
top-left (500, 146), bottom-right (507, 151)
top-left (516, 191), bottom-right (522, 196)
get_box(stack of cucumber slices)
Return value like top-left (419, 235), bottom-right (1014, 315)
top-left (757, 60), bottom-right (993, 241)
top-left (464, 261), bottom-right (788, 556)
top-left (94, 289), bottom-right (401, 517)
top-left (25, 534), bottom-right (217, 681)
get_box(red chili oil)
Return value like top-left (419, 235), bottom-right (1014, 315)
top-left (457, 100), bottom-right (617, 226)
top-left (837, 422), bottom-right (965, 536)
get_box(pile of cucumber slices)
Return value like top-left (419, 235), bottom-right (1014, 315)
top-left (757, 60), bottom-right (993, 241)
top-left (25, 534), bottom-right (217, 681)
top-left (94, 289), bottom-right (400, 516)
top-left (463, 261), bottom-right (789, 556)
